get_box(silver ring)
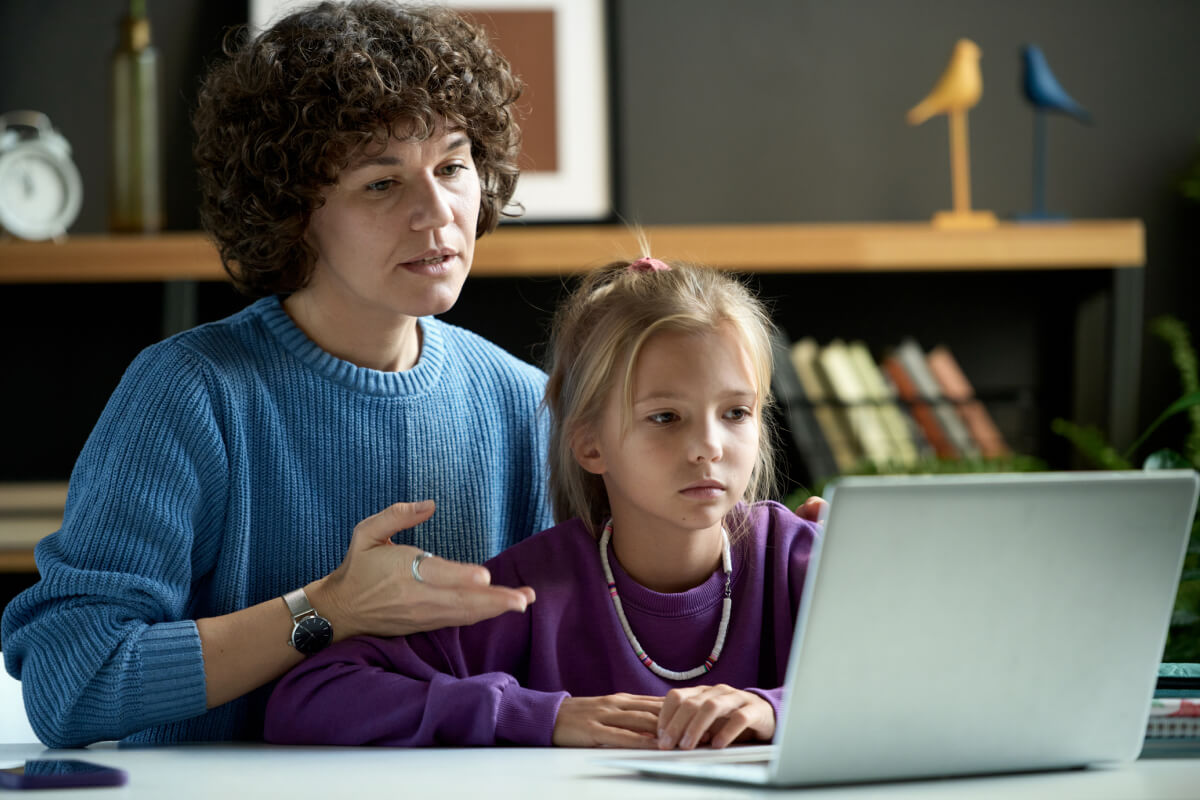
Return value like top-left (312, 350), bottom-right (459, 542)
top-left (411, 551), bottom-right (434, 583)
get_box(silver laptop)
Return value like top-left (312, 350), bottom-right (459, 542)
top-left (601, 470), bottom-right (1199, 786)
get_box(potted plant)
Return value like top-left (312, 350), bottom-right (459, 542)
top-left (1053, 315), bottom-right (1200, 662)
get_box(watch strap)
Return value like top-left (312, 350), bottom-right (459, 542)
top-left (282, 587), bottom-right (315, 621)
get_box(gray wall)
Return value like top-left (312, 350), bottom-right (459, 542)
top-left (610, 0), bottom-right (1200, 450)
top-left (2, 0), bottom-right (1198, 480)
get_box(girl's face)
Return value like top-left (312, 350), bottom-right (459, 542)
top-left (577, 324), bottom-right (761, 539)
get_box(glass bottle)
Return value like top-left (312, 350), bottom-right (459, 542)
top-left (110, 0), bottom-right (163, 233)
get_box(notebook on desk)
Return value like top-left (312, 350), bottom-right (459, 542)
top-left (600, 470), bottom-right (1200, 787)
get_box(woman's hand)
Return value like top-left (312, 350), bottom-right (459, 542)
top-left (552, 694), bottom-right (663, 748)
top-left (310, 500), bottom-right (536, 640)
top-left (794, 495), bottom-right (827, 524)
top-left (656, 685), bottom-right (775, 750)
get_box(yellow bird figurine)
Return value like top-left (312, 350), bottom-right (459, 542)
top-left (907, 38), bottom-right (996, 229)
top-left (907, 39), bottom-right (982, 125)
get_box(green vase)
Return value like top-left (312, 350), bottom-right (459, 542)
top-left (110, 0), bottom-right (163, 233)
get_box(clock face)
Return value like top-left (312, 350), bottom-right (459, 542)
top-left (0, 141), bottom-right (83, 240)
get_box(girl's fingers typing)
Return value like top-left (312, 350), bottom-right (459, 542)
top-left (658, 685), bottom-right (769, 750)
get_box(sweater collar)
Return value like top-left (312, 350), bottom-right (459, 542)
top-left (604, 534), bottom-right (739, 617)
top-left (255, 295), bottom-right (448, 396)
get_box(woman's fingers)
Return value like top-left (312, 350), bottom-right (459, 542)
top-left (794, 495), bottom-right (827, 523)
top-left (428, 582), bottom-right (535, 629)
top-left (405, 554), bottom-right (537, 628)
top-left (408, 552), bottom-right (492, 588)
top-left (354, 500), bottom-right (437, 548)
top-left (318, 500), bottom-right (538, 638)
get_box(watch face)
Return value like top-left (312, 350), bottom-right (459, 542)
top-left (292, 616), bottom-right (334, 655)
top-left (0, 141), bottom-right (83, 240)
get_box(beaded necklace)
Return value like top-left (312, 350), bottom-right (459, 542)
top-left (598, 521), bottom-right (732, 681)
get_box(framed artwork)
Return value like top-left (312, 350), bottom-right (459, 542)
top-left (249, 0), bottom-right (612, 222)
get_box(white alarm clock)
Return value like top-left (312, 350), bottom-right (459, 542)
top-left (0, 111), bottom-right (83, 241)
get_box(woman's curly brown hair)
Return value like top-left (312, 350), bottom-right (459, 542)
top-left (193, 1), bottom-right (523, 296)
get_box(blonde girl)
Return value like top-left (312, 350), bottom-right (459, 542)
top-left (266, 257), bottom-right (820, 750)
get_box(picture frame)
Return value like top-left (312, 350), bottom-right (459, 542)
top-left (248, 0), bottom-right (613, 222)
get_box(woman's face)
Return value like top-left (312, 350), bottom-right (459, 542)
top-left (301, 123), bottom-right (481, 324)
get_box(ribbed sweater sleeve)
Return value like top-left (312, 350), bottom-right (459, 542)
top-left (2, 343), bottom-right (226, 748)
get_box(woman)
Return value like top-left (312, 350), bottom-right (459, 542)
top-left (2, 1), bottom-right (549, 747)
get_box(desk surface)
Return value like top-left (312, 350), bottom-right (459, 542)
top-left (1, 742), bottom-right (1198, 799)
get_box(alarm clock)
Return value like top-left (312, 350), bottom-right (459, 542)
top-left (0, 110), bottom-right (83, 241)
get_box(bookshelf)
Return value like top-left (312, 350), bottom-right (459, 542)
top-left (0, 221), bottom-right (1145, 572)
top-left (0, 220), bottom-right (1145, 280)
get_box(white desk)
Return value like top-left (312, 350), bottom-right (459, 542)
top-left (1, 742), bottom-right (1198, 799)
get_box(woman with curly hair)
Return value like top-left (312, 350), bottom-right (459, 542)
top-left (1, 1), bottom-right (550, 748)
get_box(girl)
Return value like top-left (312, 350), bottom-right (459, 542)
top-left (265, 258), bottom-right (820, 750)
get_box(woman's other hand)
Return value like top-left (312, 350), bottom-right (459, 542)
top-left (311, 500), bottom-right (536, 640)
top-left (552, 694), bottom-right (663, 748)
top-left (794, 495), bottom-right (827, 524)
top-left (656, 685), bottom-right (775, 750)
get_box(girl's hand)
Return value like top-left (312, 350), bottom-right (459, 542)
top-left (310, 500), bottom-right (536, 640)
top-left (552, 694), bottom-right (663, 748)
top-left (656, 685), bottom-right (775, 750)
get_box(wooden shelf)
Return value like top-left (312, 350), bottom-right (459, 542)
top-left (0, 481), bottom-right (66, 574)
top-left (0, 220), bottom-right (1144, 283)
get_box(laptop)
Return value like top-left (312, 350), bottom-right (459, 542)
top-left (601, 470), bottom-right (1200, 786)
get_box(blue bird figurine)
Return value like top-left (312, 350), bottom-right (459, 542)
top-left (1022, 44), bottom-right (1091, 123)
top-left (1019, 44), bottom-right (1092, 220)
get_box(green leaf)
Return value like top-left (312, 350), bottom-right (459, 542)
top-left (1050, 419), bottom-right (1131, 470)
top-left (1123, 389), bottom-right (1200, 462)
top-left (1143, 448), bottom-right (1194, 470)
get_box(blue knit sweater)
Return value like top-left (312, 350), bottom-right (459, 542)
top-left (1, 296), bottom-right (553, 747)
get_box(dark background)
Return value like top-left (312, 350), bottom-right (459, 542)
top-left (1, 0), bottom-right (1198, 485)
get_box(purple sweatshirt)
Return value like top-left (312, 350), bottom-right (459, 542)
top-left (264, 501), bottom-right (817, 747)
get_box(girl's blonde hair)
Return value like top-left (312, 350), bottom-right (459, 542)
top-left (543, 259), bottom-right (778, 539)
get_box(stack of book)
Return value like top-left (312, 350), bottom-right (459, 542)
top-left (771, 335), bottom-right (1011, 487)
top-left (1142, 671), bottom-right (1200, 757)
top-left (1147, 697), bottom-right (1200, 739)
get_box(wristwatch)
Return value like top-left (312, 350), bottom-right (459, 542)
top-left (282, 587), bottom-right (334, 655)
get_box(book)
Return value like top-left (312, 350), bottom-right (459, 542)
top-left (790, 338), bottom-right (862, 472)
top-left (926, 344), bottom-right (1011, 459)
top-left (1142, 682), bottom-right (1200, 754)
top-left (880, 353), bottom-right (958, 459)
top-left (845, 340), bottom-right (922, 466)
top-left (1147, 698), bottom-right (1200, 739)
top-left (815, 340), bottom-right (896, 467)
top-left (892, 338), bottom-right (980, 459)
top-left (769, 331), bottom-right (839, 485)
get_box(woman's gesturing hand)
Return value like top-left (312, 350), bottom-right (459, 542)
top-left (794, 495), bottom-right (827, 524)
top-left (552, 694), bottom-right (663, 748)
top-left (656, 685), bottom-right (775, 750)
top-left (311, 500), bottom-right (536, 640)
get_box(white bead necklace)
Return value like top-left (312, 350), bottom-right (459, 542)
top-left (598, 521), bottom-right (732, 681)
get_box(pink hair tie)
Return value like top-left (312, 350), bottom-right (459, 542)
top-left (628, 256), bottom-right (671, 273)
